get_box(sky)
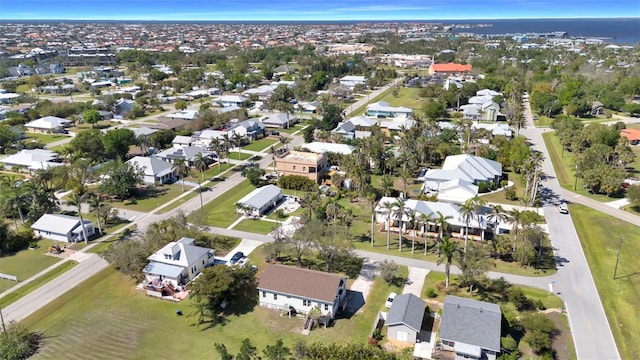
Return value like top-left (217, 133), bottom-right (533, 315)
top-left (1, 0), bottom-right (639, 21)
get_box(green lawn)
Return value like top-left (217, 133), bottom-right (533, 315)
top-left (570, 204), bottom-right (640, 360)
top-left (0, 260), bottom-right (77, 308)
top-left (534, 115), bottom-right (554, 128)
top-left (25, 133), bottom-right (70, 145)
top-left (228, 151), bottom-right (253, 161)
top-left (197, 180), bottom-right (256, 228)
top-left (68, 120), bottom-right (117, 132)
top-left (243, 138), bottom-right (278, 152)
top-left (185, 162), bottom-right (232, 182)
top-left (24, 263), bottom-right (403, 359)
top-left (377, 87), bottom-right (425, 111)
top-left (155, 191), bottom-right (199, 214)
top-left (0, 239), bottom-right (63, 293)
top-left (479, 171), bottom-right (526, 205)
top-left (542, 131), bottom-right (620, 202)
top-left (232, 219), bottom-right (277, 234)
top-left (109, 183), bottom-right (188, 213)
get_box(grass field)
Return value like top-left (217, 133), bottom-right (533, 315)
top-left (243, 138), bottom-right (278, 152)
top-left (24, 263), bottom-right (406, 359)
top-left (0, 260), bottom-right (77, 308)
top-left (232, 219), bottom-right (277, 234)
top-left (479, 171), bottom-right (526, 205)
top-left (184, 162), bottom-right (232, 182)
top-left (377, 87), bottom-right (425, 111)
top-left (228, 151), bottom-right (253, 161)
top-left (109, 183), bottom-right (188, 213)
top-left (197, 180), bottom-right (256, 228)
top-left (569, 204), bottom-right (640, 360)
top-left (25, 133), bottom-right (70, 145)
top-left (0, 239), bottom-right (63, 293)
top-left (542, 131), bottom-right (620, 202)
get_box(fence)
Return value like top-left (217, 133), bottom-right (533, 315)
top-left (0, 273), bottom-right (18, 282)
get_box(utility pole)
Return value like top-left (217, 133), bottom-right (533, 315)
top-left (613, 235), bottom-right (624, 280)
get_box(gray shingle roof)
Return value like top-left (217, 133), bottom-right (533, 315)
top-left (386, 293), bottom-right (426, 332)
top-left (439, 295), bottom-right (502, 352)
top-left (237, 185), bottom-right (282, 210)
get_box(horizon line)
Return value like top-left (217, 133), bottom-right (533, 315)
top-left (1, 16), bottom-right (639, 22)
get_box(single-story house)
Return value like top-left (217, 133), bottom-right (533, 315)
top-left (366, 101), bottom-right (412, 119)
top-left (331, 116), bottom-right (377, 140)
top-left (143, 237), bottom-right (215, 288)
top-left (260, 113), bottom-right (296, 129)
top-left (126, 156), bottom-right (176, 185)
top-left (423, 154), bottom-right (502, 186)
top-left (0, 149), bottom-right (62, 172)
top-left (0, 92), bottom-right (21, 104)
top-left (128, 126), bottom-right (158, 138)
top-left (227, 118), bottom-right (266, 140)
top-left (620, 128), bottom-right (640, 145)
top-left (236, 184), bottom-right (284, 217)
top-left (387, 293), bottom-right (427, 343)
top-left (472, 123), bottom-right (513, 138)
top-left (172, 135), bottom-right (197, 148)
top-left (423, 178), bottom-right (479, 204)
top-left (214, 95), bottom-right (248, 107)
top-left (166, 110), bottom-right (199, 121)
top-left (31, 214), bottom-right (95, 243)
top-left (339, 75), bottom-right (366, 89)
top-left (114, 98), bottom-right (135, 116)
top-left (299, 142), bottom-right (355, 156)
top-left (439, 295), bottom-right (502, 360)
top-left (24, 116), bottom-right (71, 133)
top-left (257, 264), bottom-right (348, 319)
top-left (154, 146), bottom-right (213, 167)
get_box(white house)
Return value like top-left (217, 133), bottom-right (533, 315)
top-left (460, 101), bottom-right (500, 122)
top-left (423, 154), bottom-right (502, 186)
top-left (236, 184), bottom-right (284, 216)
top-left (423, 178), bottom-right (479, 204)
top-left (258, 264), bottom-right (348, 319)
top-left (0, 149), bottom-right (62, 173)
top-left (227, 118), bottom-right (266, 139)
top-left (166, 110), bottom-right (199, 121)
top-left (258, 264), bottom-right (347, 318)
top-left (260, 113), bottom-right (295, 129)
top-left (24, 116), bottom-right (71, 133)
top-left (439, 296), bottom-right (502, 360)
top-left (172, 135), bottom-right (197, 149)
top-left (339, 75), bottom-right (366, 89)
top-left (126, 156), bottom-right (176, 185)
top-left (300, 142), bottom-right (355, 155)
top-left (214, 95), bottom-right (248, 107)
top-left (143, 237), bottom-right (215, 288)
top-left (154, 146), bottom-right (213, 167)
top-left (31, 214), bottom-right (95, 243)
top-left (331, 116), bottom-right (377, 140)
top-left (366, 101), bottom-right (412, 118)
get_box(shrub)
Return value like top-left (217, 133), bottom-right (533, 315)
top-left (478, 182), bottom-right (489, 193)
top-left (278, 175), bottom-right (317, 192)
top-left (0, 321), bottom-right (41, 360)
top-left (504, 186), bottom-right (517, 201)
top-left (501, 335), bottom-right (518, 353)
top-left (536, 299), bottom-right (546, 310)
top-left (425, 287), bottom-right (438, 298)
top-left (507, 287), bottom-right (534, 311)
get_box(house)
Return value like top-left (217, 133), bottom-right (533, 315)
top-left (166, 110), bottom-right (199, 121)
top-left (428, 62), bottom-right (472, 75)
top-left (0, 149), bottom-right (62, 173)
top-left (126, 156), bottom-right (176, 185)
top-left (260, 113), bottom-right (296, 129)
top-left (366, 101), bottom-right (413, 119)
top-left (114, 98), bottom-right (135, 116)
top-left (472, 123), bottom-right (513, 138)
top-left (172, 135), bottom-right (197, 149)
top-left (460, 101), bottom-right (500, 122)
top-left (24, 116), bottom-right (71, 133)
top-left (154, 146), bottom-right (212, 167)
top-left (257, 264), bottom-right (348, 319)
top-left (0, 91), bottom-right (21, 104)
top-left (298, 101), bottom-right (320, 114)
top-left (621, 128), bottom-right (640, 145)
top-left (227, 118), bottom-right (266, 140)
top-left (300, 142), bottom-right (355, 156)
top-left (31, 214), bottom-right (95, 243)
top-left (423, 154), bottom-right (502, 187)
top-left (378, 117), bottom-right (415, 135)
top-left (236, 184), bottom-right (284, 216)
top-left (591, 101), bottom-right (605, 116)
top-left (476, 89), bottom-right (502, 97)
top-left (423, 178), bottom-right (479, 204)
top-left (339, 75), bottom-right (367, 89)
top-left (386, 293), bottom-right (427, 343)
top-left (331, 116), bottom-right (378, 140)
top-left (276, 151), bottom-right (328, 183)
top-left (438, 296), bottom-right (502, 360)
top-left (214, 95), bottom-right (248, 107)
top-left (143, 237), bottom-right (215, 288)
top-left (128, 126), bottom-right (158, 138)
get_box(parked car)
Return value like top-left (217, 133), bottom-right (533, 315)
top-left (269, 130), bottom-right (280, 136)
top-left (385, 292), bottom-right (397, 308)
top-left (230, 251), bottom-right (245, 264)
top-left (558, 201), bottom-right (569, 214)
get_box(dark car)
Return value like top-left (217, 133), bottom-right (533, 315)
top-left (230, 251), bottom-right (245, 264)
top-left (269, 130), bottom-right (280, 136)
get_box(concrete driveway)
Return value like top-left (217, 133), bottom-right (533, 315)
top-left (222, 239), bottom-right (263, 262)
top-left (344, 259), bottom-right (377, 315)
top-left (403, 267), bottom-right (429, 297)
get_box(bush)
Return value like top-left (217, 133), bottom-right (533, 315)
top-left (507, 287), bottom-right (534, 311)
top-left (478, 182), bottom-right (489, 193)
top-left (0, 321), bottom-right (41, 360)
top-left (501, 335), bottom-right (518, 353)
top-left (425, 287), bottom-right (438, 298)
top-left (278, 175), bottom-right (317, 192)
top-left (504, 186), bottom-right (517, 201)
top-left (536, 299), bottom-right (546, 310)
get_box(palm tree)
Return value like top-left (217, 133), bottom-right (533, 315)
top-left (174, 158), bottom-right (190, 192)
top-left (325, 195), bottom-right (343, 224)
top-left (221, 133), bottom-right (232, 164)
top-left (434, 211), bottom-right (453, 255)
top-left (380, 200), bottom-right (395, 250)
top-left (527, 151), bottom-right (545, 206)
top-left (209, 138), bottom-right (223, 171)
top-left (418, 212), bottom-right (432, 255)
top-left (392, 198), bottom-right (410, 252)
top-left (137, 134), bottom-right (151, 156)
top-left (437, 236), bottom-right (460, 288)
top-left (365, 191), bottom-right (378, 247)
top-left (269, 145), bottom-right (277, 173)
top-left (487, 204), bottom-right (510, 239)
top-left (408, 209), bottom-right (419, 254)
top-left (193, 153), bottom-right (208, 214)
top-left (67, 190), bottom-right (89, 244)
top-left (231, 132), bottom-right (244, 159)
top-left (87, 192), bottom-right (104, 235)
top-left (278, 135), bottom-right (290, 151)
top-left (471, 197), bottom-right (487, 247)
top-left (458, 198), bottom-right (477, 255)
top-left (508, 208), bottom-right (525, 253)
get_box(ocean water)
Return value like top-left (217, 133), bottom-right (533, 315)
top-left (446, 18), bottom-right (640, 44)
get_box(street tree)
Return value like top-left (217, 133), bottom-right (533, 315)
top-left (173, 158), bottom-right (190, 192)
top-left (66, 190), bottom-right (89, 244)
top-left (103, 128), bottom-right (136, 160)
top-left (437, 237), bottom-right (460, 288)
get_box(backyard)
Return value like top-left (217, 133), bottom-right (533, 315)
top-left (570, 204), bottom-right (640, 360)
top-left (232, 219), bottom-right (277, 234)
top-left (0, 239), bottom-right (64, 293)
top-left (109, 183), bottom-right (192, 213)
top-left (242, 138), bottom-right (278, 152)
top-left (196, 179), bottom-right (256, 228)
top-left (25, 133), bottom-right (71, 145)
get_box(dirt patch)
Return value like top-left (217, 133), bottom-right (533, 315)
top-left (547, 312), bottom-right (575, 360)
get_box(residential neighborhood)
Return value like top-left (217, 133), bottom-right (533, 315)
top-left (0, 17), bottom-right (638, 360)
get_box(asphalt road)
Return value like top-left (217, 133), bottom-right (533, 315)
top-left (521, 101), bottom-right (621, 360)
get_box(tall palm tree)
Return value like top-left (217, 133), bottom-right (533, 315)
top-left (87, 192), bottom-right (104, 235)
top-left (325, 195), bottom-right (343, 224)
top-left (365, 191), bottom-right (378, 247)
top-left (487, 204), bottom-right (510, 239)
top-left (137, 134), bottom-right (151, 156)
top-left (278, 135), bottom-right (290, 151)
top-left (209, 138), bottom-right (223, 171)
top-left (508, 208), bottom-right (525, 253)
top-left (434, 211), bottom-right (453, 255)
top-left (418, 212), bottom-right (432, 255)
top-left (231, 132), bottom-right (244, 159)
top-left (527, 151), bottom-right (545, 206)
top-left (471, 196), bottom-right (487, 247)
top-left (392, 198), bottom-right (410, 252)
top-left (437, 236), bottom-right (460, 288)
top-left (193, 153), bottom-right (208, 214)
top-left (380, 200), bottom-right (395, 250)
top-left (174, 158), bottom-right (190, 192)
top-left (269, 145), bottom-right (277, 173)
top-left (408, 209), bottom-right (419, 254)
top-left (67, 190), bottom-right (89, 244)
top-left (221, 133), bottom-right (232, 164)
top-left (458, 198), bottom-right (477, 255)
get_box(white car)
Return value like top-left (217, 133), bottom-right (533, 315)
top-left (558, 201), bottom-right (569, 214)
top-left (385, 292), bottom-right (397, 308)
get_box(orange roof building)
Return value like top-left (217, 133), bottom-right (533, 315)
top-left (621, 128), bottom-right (640, 145)
top-left (429, 62), bottom-right (473, 75)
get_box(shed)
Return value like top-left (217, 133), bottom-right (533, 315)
top-left (386, 293), bottom-right (426, 343)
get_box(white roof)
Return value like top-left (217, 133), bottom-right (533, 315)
top-left (168, 110), bottom-right (198, 120)
top-left (442, 154), bottom-right (502, 180)
top-left (468, 95), bottom-right (495, 105)
top-left (217, 95), bottom-right (247, 103)
top-left (366, 101), bottom-right (412, 114)
top-left (25, 116), bottom-right (70, 130)
top-left (172, 135), bottom-right (195, 145)
top-left (476, 89), bottom-right (502, 97)
top-left (237, 185), bottom-right (283, 210)
top-left (126, 156), bottom-right (174, 178)
top-left (375, 197), bottom-right (488, 229)
top-left (300, 142), bottom-right (355, 155)
top-left (147, 237), bottom-right (213, 268)
top-left (436, 179), bottom-right (479, 204)
top-left (0, 149), bottom-right (61, 170)
top-left (31, 214), bottom-right (93, 234)
top-left (0, 92), bottom-right (20, 100)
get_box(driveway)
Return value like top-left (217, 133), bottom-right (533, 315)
top-left (403, 267), bottom-right (429, 297)
top-left (344, 259), bottom-right (377, 315)
top-left (222, 239), bottom-right (263, 262)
